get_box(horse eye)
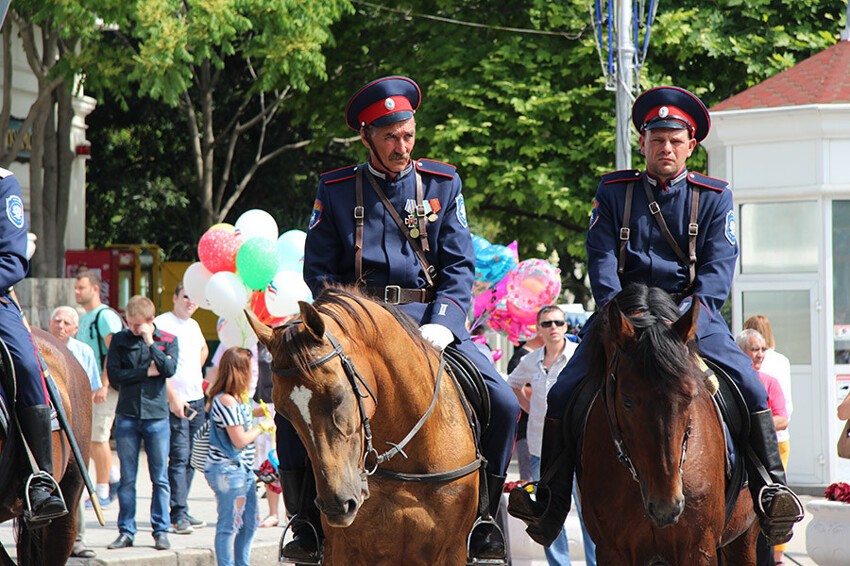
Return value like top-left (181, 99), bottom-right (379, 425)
top-left (622, 397), bottom-right (635, 411)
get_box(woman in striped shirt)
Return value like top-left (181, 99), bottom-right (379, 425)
top-left (204, 347), bottom-right (275, 566)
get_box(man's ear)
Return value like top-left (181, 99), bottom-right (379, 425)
top-left (360, 128), bottom-right (370, 150)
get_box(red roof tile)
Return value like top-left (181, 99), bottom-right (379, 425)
top-left (712, 40), bottom-right (850, 111)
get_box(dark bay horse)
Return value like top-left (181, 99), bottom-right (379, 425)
top-left (249, 287), bottom-right (480, 565)
top-left (0, 328), bottom-right (92, 565)
top-left (579, 285), bottom-right (757, 565)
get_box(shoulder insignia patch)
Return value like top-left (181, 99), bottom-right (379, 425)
top-left (415, 158), bottom-right (457, 180)
top-left (687, 172), bottom-right (728, 193)
top-left (320, 164), bottom-right (358, 186)
top-left (6, 195), bottom-right (24, 229)
top-left (725, 209), bottom-right (737, 246)
top-left (308, 199), bottom-right (323, 230)
top-left (601, 169), bottom-right (642, 185)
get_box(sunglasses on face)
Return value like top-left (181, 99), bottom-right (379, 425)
top-left (539, 320), bottom-right (566, 328)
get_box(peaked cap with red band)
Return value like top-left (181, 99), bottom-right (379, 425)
top-left (631, 86), bottom-right (711, 143)
top-left (345, 76), bottom-right (421, 131)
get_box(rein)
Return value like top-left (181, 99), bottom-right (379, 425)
top-left (602, 348), bottom-right (692, 483)
top-left (272, 328), bottom-right (482, 483)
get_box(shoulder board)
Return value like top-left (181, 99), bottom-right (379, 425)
top-left (414, 158), bottom-right (456, 180)
top-left (320, 164), bottom-right (358, 185)
top-left (687, 172), bottom-right (728, 193)
top-left (601, 169), bottom-right (641, 185)
top-left (0, 168), bottom-right (13, 179)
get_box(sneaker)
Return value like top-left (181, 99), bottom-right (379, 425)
top-left (186, 515), bottom-right (207, 528)
top-left (171, 518), bottom-right (193, 535)
top-left (154, 532), bottom-right (170, 550)
top-left (85, 495), bottom-right (111, 509)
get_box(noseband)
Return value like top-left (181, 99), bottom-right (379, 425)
top-left (271, 327), bottom-right (483, 483)
top-left (602, 348), bottom-right (692, 483)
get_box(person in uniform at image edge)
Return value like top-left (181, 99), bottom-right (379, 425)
top-left (274, 76), bottom-right (520, 563)
top-left (0, 168), bottom-right (67, 525)
top-left (507, 86), bottom-right (804, 548)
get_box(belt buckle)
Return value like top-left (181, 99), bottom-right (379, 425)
top-left (384, 285), bottom-right (401, 304)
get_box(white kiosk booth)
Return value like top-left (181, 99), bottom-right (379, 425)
top-left (703, 38), bottom-right (850, 489)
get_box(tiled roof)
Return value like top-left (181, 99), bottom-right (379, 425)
top-left (712, 40), bottom-right (850, 111)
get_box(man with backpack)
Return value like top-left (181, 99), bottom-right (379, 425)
top-left (75, 269), bottom-right (125, 507)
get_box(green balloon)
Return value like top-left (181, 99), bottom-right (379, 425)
top-left (236, 237), bottom-right (279, 290)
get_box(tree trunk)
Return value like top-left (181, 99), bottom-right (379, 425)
top-left (53, 84), bottom-right (74, 276)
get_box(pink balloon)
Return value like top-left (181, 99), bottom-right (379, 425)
top-left (198, 227), bottom-right (242, 273)
top-left (473, 277), bottom-right (508, 319)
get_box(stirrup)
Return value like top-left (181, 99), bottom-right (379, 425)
top-left (466, 516), bottom-right (507, 566)
top-left (756, 485), bottom-right (804, 544)
top-left (278, 514), bottom-right (322, 565)
top-left (23, 471), bottom-right (67, 524)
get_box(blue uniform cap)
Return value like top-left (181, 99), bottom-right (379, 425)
top-left (345, 76), bottom-right (421, 131)
top-left (631, 86), bottom-right (711, 143)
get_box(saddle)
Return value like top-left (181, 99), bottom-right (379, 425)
top-left (443, 344), bottom-right (491, 437)
top-left (568, 356), bottom-right (749, 527)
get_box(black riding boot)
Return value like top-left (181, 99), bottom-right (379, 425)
top-left (469, 473), bottom-right (508, 561)
top-left (280, 467), bottom-right (323, 564)
top-left (18, 405), bottom-right (68, 525)
top-left (507, 417), bottom-right (575, 547)
top-left (747, 410), bottom-right (803, 545)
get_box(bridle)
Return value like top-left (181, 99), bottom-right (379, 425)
top-left (602, 347), bottom-right (692, 483)
top-left (271, 327), bottom-right (483, 483)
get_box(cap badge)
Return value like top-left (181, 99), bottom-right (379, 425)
top-left (384, 98), bottom-right (395, 110)
top-left (659, 106), bottom-right (669, 118)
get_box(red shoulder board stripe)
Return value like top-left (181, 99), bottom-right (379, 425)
top-left (602, 169), bottom-right (641, 185)
top-left (320, 164), bottom-right (358, 185)
top-left (687, 172), bottom-right (727, 193)
top-left (415, 158), bottom-right (456, 179)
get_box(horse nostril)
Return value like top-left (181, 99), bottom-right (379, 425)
top-left (344, 498), bottom-right (358, 515)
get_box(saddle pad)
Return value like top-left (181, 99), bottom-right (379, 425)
top-left (443, 344), bottom-right (490, 434)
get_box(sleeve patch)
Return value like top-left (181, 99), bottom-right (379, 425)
top-left (308, 199), bottom-right (323, 230)
top-left (725, 209), bottom-right (736, 246)
top-left (455, 194), bottom-right (468, 228)
top-left (6, 195), bottom-right (24, 229)
top-left (589, 198), bottom-right (599, 230)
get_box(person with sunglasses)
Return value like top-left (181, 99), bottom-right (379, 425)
top-left (507, 306), bottom-right (596, 566)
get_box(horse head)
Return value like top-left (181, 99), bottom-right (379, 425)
top-left (598, 284), bottom-right (702, 528)
top-left (247, 302), bottom-right (372, 528)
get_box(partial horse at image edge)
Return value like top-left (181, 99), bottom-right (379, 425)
top-left (0, 328), bottom-right (92, 565)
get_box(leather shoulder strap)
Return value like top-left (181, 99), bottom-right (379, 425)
top-left (355, 169), bottom-right (365, 282)
top-left (617, 182), bottom-right (635, 275)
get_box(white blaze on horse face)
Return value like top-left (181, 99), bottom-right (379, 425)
top-left (290, 385), bottom-right (315, 445)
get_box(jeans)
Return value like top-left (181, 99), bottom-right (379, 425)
top-left (115, 415), bottom-right (171, 537)
top-left (169, 397), bottom-right (207, 523)
top-left (531, 456), bottom-right (597, 566)
top-left (206, 462), bottom-right (259, 566)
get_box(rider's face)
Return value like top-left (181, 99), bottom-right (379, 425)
top-left (362, 118), bottom-right (416, 177)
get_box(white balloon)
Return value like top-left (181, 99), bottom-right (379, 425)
top-left (265, 270), bottom-right (313, 317)
top-left (205, 271), bottom-right (250, 320)
top-left (235, 209), bottom-right (279, 242)
top-left (277, 230), bottom-right (307, 273)
top-left (183, 262), bottom-right (213, 308)
top-left (217, 313), bottom-right (258, 349)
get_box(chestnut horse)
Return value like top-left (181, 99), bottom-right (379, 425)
top-left (0, 328), bottom-right (92, 565)
top-left (579, 285), bottom-right (758, 565)
top-left (249, 287), bottom-right (481, 565)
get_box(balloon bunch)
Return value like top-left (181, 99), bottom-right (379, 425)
top-left (183, 209), bottom-right (312, 348)
top-left (470, 235), bottom-right (561, 345)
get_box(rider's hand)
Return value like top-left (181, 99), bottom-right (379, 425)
top-left (419, 323), bottom-right (454, 351)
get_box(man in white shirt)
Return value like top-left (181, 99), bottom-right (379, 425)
top-left (508, 306), bottom-right (595, 566)
top-left (154, 284), bottom-right (209, 534)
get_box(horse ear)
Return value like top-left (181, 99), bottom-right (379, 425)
top-left (244, 309), bottom-right (274, 346)
top-left (672, 296), bottom-right (700, 344)
top-left (606, 299), bottom-right (636, 346)
top-left (298, 301), bottom-right (325, 341)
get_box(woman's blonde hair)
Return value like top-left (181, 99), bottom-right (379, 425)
top-left (206, 347), bottom-right (253, 410)
top-left (743, 315), bottom-right (775, 349)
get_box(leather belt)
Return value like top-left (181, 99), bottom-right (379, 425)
top-left (365, 286), bottom-right (435, 305)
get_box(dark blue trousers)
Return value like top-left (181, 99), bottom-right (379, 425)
top-left (547, 315), bottom-right (768, 419)
top-left (276, 335), bottom-right (519, 476)
top-left (0, 299), bottom-right (47, 408)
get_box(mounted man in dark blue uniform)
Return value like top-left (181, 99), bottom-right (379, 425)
top-left (275, 75), bottom-right (520, 564)
top-left (508, 86), bottom-right (804, 548)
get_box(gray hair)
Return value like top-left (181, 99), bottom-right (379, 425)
top-left (735, 328), bottom-right (764, 351)
top-left (50, 305), bottom-right (80, 326)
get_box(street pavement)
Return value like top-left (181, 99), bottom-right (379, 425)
top-left (0, 449), bottom-right (820, 565)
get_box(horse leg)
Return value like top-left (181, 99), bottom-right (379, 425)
top-left (39, 456), bottom-right (85, 564)
top-left (718, 520), bottom-right (759, 566)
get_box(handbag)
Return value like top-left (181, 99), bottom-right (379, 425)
top-left (839, 419), bottom-right (850, 459)
top-left (189, 420), bottom-right (211, 470)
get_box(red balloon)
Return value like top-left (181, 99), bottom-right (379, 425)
top-left (249, 290), bottom-right (289, 326)
top-left (198, 228), bottom-right (241, 273)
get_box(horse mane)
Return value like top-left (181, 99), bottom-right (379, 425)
top-left (590, 284), bottom-right (696, 389)
top-left (284, 285), bottom-right (436, 378)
